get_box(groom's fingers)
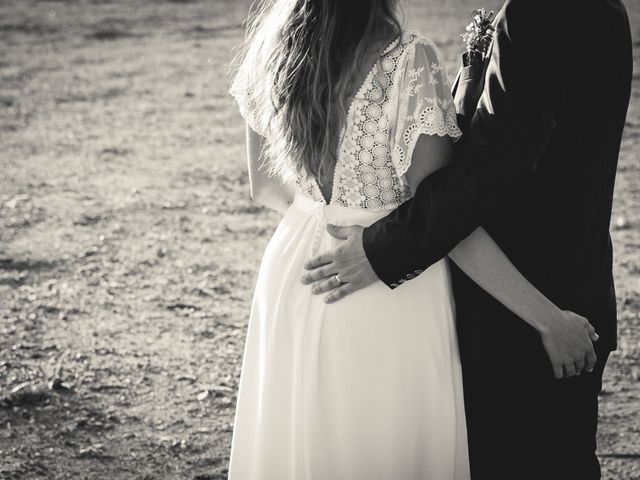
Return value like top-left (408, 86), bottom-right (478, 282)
top-left (325, 283), bottom-right (357, 304)
top-left (326, 224), bottom-right (351, 240)
top-left (302, 264), bottom-right (336, 285)
top-left (312, 276), bottom-right (342, 295)
top-left (305, 252), bottom-right (335, 270)
top-left (551, 361), bottom-right (564, 380)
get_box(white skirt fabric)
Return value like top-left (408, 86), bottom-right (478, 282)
top-left (228, 193), bottom-right (470, 480)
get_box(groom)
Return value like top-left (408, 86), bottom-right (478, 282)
top-left (302, 0), bottom-right (632, 478)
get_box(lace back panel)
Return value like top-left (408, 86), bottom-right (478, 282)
top-left (232, 32), bottom-right (462, 211)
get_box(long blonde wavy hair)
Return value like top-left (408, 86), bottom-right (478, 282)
top-left (232, 0), bottom-right (402, 186)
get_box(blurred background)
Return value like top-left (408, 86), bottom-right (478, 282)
top-left (0, 0), bottom-right (638, 478)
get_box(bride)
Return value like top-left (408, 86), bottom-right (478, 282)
top-left (228, 1), bottom-right (598, 478)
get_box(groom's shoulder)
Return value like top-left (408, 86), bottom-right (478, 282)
top-left (495, 0), bottom-right (585, 58)
top-left (501, 0), bottom-right (581, 17)
top-left (500, 0), bottom-right (594, 33)
top-left (498, 0), bottom-right (626, 55)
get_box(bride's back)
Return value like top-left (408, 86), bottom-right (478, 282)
top-left (231, 0), bottom-right (402, 185)
top-left (231, 0), bottom-right (460, 211)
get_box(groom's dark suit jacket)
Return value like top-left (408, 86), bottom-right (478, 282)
top-left (363, 0), bottom-right (633, 367)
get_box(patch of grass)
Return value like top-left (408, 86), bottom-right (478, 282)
top-left (85, 20), bottom-right (139, 41)
top-left (0, 257), bottom-right (62, 273)
top-left (0, 122), bottom-right (22, 133)
top-left (73, 213), bottom-right (102, 227)
top-left (86, 27), bottom-right (135, 41)
top-left (99, 147), bottom-right (132, 157)
top-left (0, 64), bottom-right (62, 87)
top-left (0, 96), bottom-right (15, 107)
top-left (0, 23), bottom-right (59, 36)
top-left (54, 86), bottom-right (128, 104)
top-left (184, 24), bottom-right (242, 38)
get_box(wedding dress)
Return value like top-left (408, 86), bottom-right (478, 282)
top-left (229, 32), bottom-right (469, 480)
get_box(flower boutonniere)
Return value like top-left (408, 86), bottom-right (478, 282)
top-left (461, 8), bottom-right (495, 67)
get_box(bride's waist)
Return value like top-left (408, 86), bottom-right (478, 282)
top-left (290, 193), bottom-right (393, 228)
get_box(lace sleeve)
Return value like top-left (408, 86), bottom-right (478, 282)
top-left (229, 59), bottom-right (270, 138)
top-left (390, 38), bottom-right (462, 182)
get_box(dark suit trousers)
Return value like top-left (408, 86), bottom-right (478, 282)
top-left (461, 346), bottom-right (610, 480)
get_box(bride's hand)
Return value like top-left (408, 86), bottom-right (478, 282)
top-left (539, 310), bottom-right (599, 380)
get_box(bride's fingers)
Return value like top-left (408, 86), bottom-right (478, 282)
top-left (325, 283), bottom-right (357, 304)
top-left (584, 323), bottom-right (600, 342)
top-left (553, 363), bottom-right (564, 380)
top-left (574, 357), bottom-right (586, 375)
top-left (563, 363), bottom-right (577, 379)
top-left (302, 264), bottom-right (336, 284)
top-left (585, 350), bottom-right (598, 373)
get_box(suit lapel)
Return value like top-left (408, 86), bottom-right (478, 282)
top-left (451, 68), bottom-right (462, 97)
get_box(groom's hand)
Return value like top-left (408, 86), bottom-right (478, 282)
top-left (302, 225), bottom-right (379, 304)
top-left (539, 310), bottom-right (599, 380)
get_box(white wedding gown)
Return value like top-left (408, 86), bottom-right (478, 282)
top-left (229, 32), bottom-right (470, 480)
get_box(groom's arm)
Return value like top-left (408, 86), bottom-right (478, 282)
top-left (363, 0), bottom-right (572, 287)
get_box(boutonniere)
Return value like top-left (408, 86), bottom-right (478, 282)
top-left (461, 8), bottom-right (495, 67)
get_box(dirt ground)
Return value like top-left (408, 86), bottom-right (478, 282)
top-left (0, 1), bottom-right (638, 479)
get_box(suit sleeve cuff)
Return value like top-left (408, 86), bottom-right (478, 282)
top-left (363, 224), bottom-right (425, 290)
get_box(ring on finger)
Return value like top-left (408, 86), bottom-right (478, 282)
top-left (335, 274), bottom-right (344, 285)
